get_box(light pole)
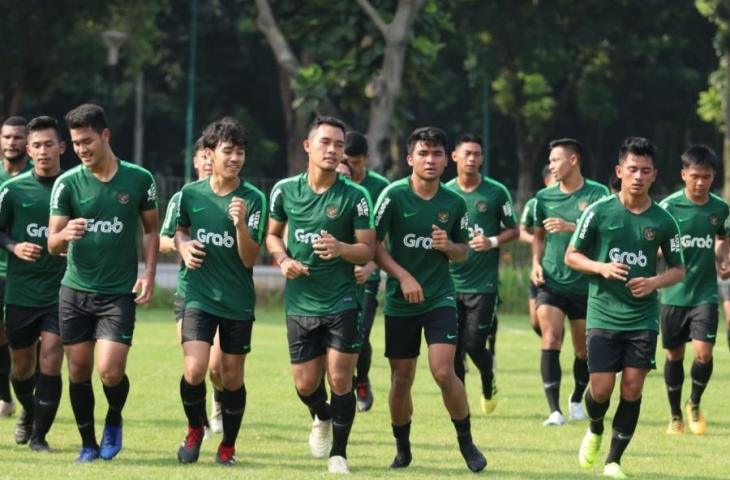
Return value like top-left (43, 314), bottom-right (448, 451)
top-left (101, 30), bottom-right (128, 121)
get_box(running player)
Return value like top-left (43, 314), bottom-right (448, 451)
top-left (567, 137), bottom-right (684, 479)
top-left (175, 118), bottom-right (266, 466)
top-left (447, 133), bottom-right (518, 415)
top-left (343, 130), bottom-right (389, 412)
top-left (0, 116), bottom-right (66, 450)
top-left (48, 104), bottom-right (159, 463)
top-left (373, 126), bottom-right (486, 472)
top-left (267, 116), bottom-right (374, 474)
top-left (532, 138), bottom-right (609, 426)
top-left (658, 145), bottom-right (729, 435)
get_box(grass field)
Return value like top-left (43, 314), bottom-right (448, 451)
top-left (1, 307), bottom-right (729, 479)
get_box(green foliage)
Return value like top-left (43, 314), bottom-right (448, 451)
top-left (492, 71), bottom-right (555, 142)
top-left (698, 67), bottom-right (726, 129)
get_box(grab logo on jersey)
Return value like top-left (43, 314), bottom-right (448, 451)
top-left (196, 228), bottom-right (234, 248)
top-left (681, 234), bottom-right (713, 249)
top-left (294, 229), bottom-right (321, 244)
top-left (403, 233), bottom-right (432, 250)
top-left (468, 224), bottom-right (484, 239)
top-left (85, 217), bottom-right (124, 234)
top-left (608, 248), bottom-right (647, 267)
top-left (578, 211), bottom-right (595, 239)
top-left (26, 223), bottom-right (49, 238)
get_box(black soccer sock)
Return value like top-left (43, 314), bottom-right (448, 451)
top-left (606, 397), bottom-right (641, 465)
top-left (69, 380), bottom-right (97, 448)
top-left (540, 349), bottom-right (561, 413)
top-left (330, 391), bottom-right (356, 458)
top-left (690, 358), bottom-right (713, 406)
top-left (452, 414), bottom-right (477, 462)
top-left (32, 373), bottom-right (62, 441)
top-left (11, 376), bottom-right (35, 419)
top-left (664, 358), bottom-right (684, 417)
top-left (356, 340), bottom-right (372, 383)
top-left (102, 374), bottom-right (129, 427)
top-left (585, 391), bottom-right (610, 435)
top-left (221, 385), bottom-right (246, 447)
top-left (465, 339), bottom-right (494, 398)
top-left (570, 357), bottom-right (589, 403)
top-left (297, 382), bottom-right (331, 421)
top-left (453, 345), bottom-right (466, 383)
top-left (391, 421), bottom-right (412, 468)
top-left (0, 343), bottom-right (12, 402)
top-left (488, 316), bottom-right (498, 355)
top-left (180, 376), bottom-right (206, 428)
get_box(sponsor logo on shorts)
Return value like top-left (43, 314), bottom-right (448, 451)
top-left (446, 333), bottom-right (457, 340)
top-left (402, 233), bottom-right (432, 250)
top-left (196, 228), bottom-right (234, 248)
top-left (116, 191), bottom-right (130, 204)
top-left (608, 248), bottom-right (647, 267)
top-left (86, 217), bottom-right (124, 234)
top-left (681, 234), bottom-right (713, 249)
top-left (643, 227), bottom-right (655, 241)
top-left (26, 223), bottom-right (49, 238)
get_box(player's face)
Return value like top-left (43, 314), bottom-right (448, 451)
top-left (343, 153), bottom-right (366, 169)
top-left (27, 129), bottom-right (64, 173)
top-left (681, 164), bottom-right (715, 199)
top-left (543, 172), bottom-right (555, 187)
top-left (210, 141), bottom-right (244, 180)
top-left (193, 148), bottom-right (212, 180)
top-left (548, 146), bottom-right (577, 182)
top-left (1, 125), bottom-right (28, 162)
top-left (335, 162), bottom-right (352, 178)
top-left (69, 127), bottom-right (109, 168)
top-left (451, 142), bottom-right (483, 175)
top-left (617, 154), bottom-right (656, 196)
top-left (408, 140), bottom-right (447, 181)
top-left (304, 124), bottom-right (345, 172)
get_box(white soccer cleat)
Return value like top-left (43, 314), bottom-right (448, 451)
top-left (543, 410), bottom-right (565, 426)
top-left (568, 401), bottom-right (586, 421)
top-left (210, 399), bottom-right (223, 434)
top-left (327, 455), bottom-right (350, 474)
top-left (309, 416), bottom-right (332, 459)
top-left (0, 400), bottom-right (16, 417)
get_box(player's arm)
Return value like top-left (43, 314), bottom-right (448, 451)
top-left (564, 245), bottom-right (630, 280)
top-left (48, 215), bottom-right (86, 255)
top-left (133, 208), bottom-right (159, 304)
top-left (374, 241), bottom-right (423, 303)
top-left (469, 225), bottom-right (518, 252)
top-left (266, 218), bottom-right (309, 279)
top-left (313, 228), bottom-right (375, 264)
top-left (519, 225), bottom-right (534, 244)
top-left (159, 236), bottom-right (176, 253)
top-left (716, 235), bottom-right (730, 279)
top-left (432, 224), bottom-right (468, 261)
top-left (229, 197), bottom-right (260, 268)
top-left (531, 226), bottom-right (546, 285)
top-left (354, 261), bottom-right (378, 284)
top-left (625, 264), bottom-right (684, 298)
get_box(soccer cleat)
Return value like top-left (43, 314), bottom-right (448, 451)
top-left (390, 449), bottom-right (412, 469)
top-left (578, 429), bottom-right (602, 468)
top-left (14, 409), bottom-right (32, 444)
top-left (603, 462), bottom-right (628, 478)
top-left (29, 438), bottom-right (52, 453)
top-left (0, 399), bottom-right (16, 417)
top-left (685, 400), bottom-right (706, 435)
top-left (459, 442), bottom-right (487, 472)
top-left (665, 416), bottom-right (684, 435)
top-left (481, 380), bottom-right (498, 415)
top-left (215, 443), bottom-right (237, 466)
top-left (75, 446), bottom-right (100, 463)
top-left (203, 425), bottom-right (212, 440)
top-left (568, 401), bottom-right (586, 421)
top-left (543, 410), bottom-right (565, 426)
top-left (210, 399), bottom-right (223, 434)
top-left (99, 423), bottom-right (123, 459)
top-left (308, 415), bottom-right (332, 459)
top-left (327, 455), bottom-right (350, 474)
top-left (177, 425), bottom-right (205, 464)
top-left (355, 381), bottom-right (374, 412)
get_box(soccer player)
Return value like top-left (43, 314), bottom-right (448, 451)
top-left (520, 165), bottom-right (553, 337)
top-left (566, 137), bottom-right (684, 479)
top-left (446, 133), bottom-right (518, 415)
top-left (175, 118), bottom-right (266, 466)
top-left (48, 104), bottom-right (159, 463)
top-left (531, 138), bottom-right (609, 426)
top-left (373, 126), bottom-right (487, 472)
top-left (658, 145), bottom-right (729, 435)
top-left (343, 130), bottom-right (389, 412)
top-left (0, 115), bottom-right (32, 417)
top-left (0, 116), bottom-right (66, 450)
top-left (267, 116), bottom-right (374, 474)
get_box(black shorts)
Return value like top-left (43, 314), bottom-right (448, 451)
top-left (173, 294), bottom-right (185, 322)
top-left (385, 307), bottom-right (458, 359)
top-left (660, 304), bottom-right (718, 349)
top-left (181, 309), bottom-right (252, 355)
top-left (59, 286), bottom-right (136, 346)
top-left (359, 280), bottom-right (380, 344)
top-left (536, 286), bottom-right (587, 320)
top-left (456, 293), bottom-right (496, 353)
top-left (587, 329), bottom-right (657, 373)
top-left (529, 281), bottom-right (539, 300)
top-left (287, 309), bottom-right (360, 363)
top-left (0, 278), bottom-right (5, 323)
top-left (5, 304), bottom-right (59, 349)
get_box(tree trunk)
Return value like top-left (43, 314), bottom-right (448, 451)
top-left (515, 122), bottom-right (533, 209)
top-left (723, 53), bottom-right (730, 202)
top-left (277, 64), bottom-right (309, 175)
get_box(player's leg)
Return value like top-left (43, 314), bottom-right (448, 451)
top-left (568, 316), bottom-right (588, 420)
top-left (660, 305), bottom-right (687, 433)
top-left (453, 294), bottom-right (468, 383)
top-left (528, 282), bottom-right (541, 337)
top-left (0, 279), bottom-right (14, 417)
top-left (355, 281), bottom-right (378, 412)
top-left (724, 299), bottom-right (730, 351)
top-left (31, 321), bottom-right (63, 452)
top-left (208, 328), bottom-right (223, 433)
top-left (461, 294), bottom-right (497, 414)
top-left (685, 304), bottom-right (718, 435)
top-left (536, 288), bottom-right (567, 423)
top-left (6, 305), bottom-right (39, 445)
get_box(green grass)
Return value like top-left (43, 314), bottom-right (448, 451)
top-left (1, 308), bottom-right (730, 478)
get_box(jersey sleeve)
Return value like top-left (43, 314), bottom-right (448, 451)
top-left (717, 202), bottom-right (729, 238)
top-left (269, 182), bottom-right (287, 222)
top-left (160, 191), bottom-right (181, 238)
top-left (498, 188), bottom-right (517, 228)
top-left (451, 198), bottom-right (470, 244)
top-left (374, 189), bottom-right (394, 241)
top-left (246, 188), bottom-right (267, 245)
top-left (50, 176), bottom-right (72, 217)
top-left (570, 204), bottom-right (599, 254)
top-left (661, 214), bottom-right (684, 268)
top-left (521, 199), bottom-right (535, 228)
top-left (533, 195), bottom-right (546, 227)
top-left (140, 170), bottom-right (158, 211)
top-left (0, 184), bottom-right (13, 230)
top-left (352, 188), bottom-right (373, 231)
top-left (177, 189), bottom-right (191, 228)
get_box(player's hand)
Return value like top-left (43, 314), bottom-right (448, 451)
top-left (717, 260), bottom-right (730, 279)
top-left (180, 239), bottom-right (206, 269)
top-left (531, 264), bottom-right (545, 286)
top-left (626, 276), bottom-right (656, 298)
top-left (469, 234), bottom-right (493, 252)
top-left (398, 273), bottom-right (424, 303)
top-left (133, 272), bottom-right (155, 304)
top-left (354, 263), bottom-right (375, 284)
top-left (279, 257), bottom-right (310, 279)
top-left (313, 230), bottom-right (342, 260)
top-left (431, 224), bottom-right (450, 252)
top-left (599, 262), bottom-right (630, 281)
top-left (13, 242), bottom-right (42, 262)
top-left (228, 196), bottom-right (247, 228)
top-left (543, 217), bottom-right (575, 234)
top-left (62, 218), bottom-right (87, 242)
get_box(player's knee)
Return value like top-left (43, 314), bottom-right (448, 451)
top-left (68, 360), bottom-right (93, 383)
top-left (208, 368), bottom-right (223, 389)
top-left (11, 359), bottom-right (34, 380)
top-left (431, 365), bottom-right (456, 390)
top-left (390, 370), bottom-right (414, 393)
top-left (694, 351), bottom-right (713, 364)
top-left (99, 367), bottom-right (125, 386)
top-left (40, 350), bottom-right (64, 376)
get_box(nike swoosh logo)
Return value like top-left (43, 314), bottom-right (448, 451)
top-left (706, 334), bottom-right (716, 339)
top-left (446, 333), bottom-right (457, 340)
top-left (350, 343), bottom-right (361, 349)
top-left (21, 202), bottom-right (33, 208)
top-left (616, 433), bottom-right (632, 441)
top-left (192, 207), bottom-right (205, 213)
top-left (120, 334), bottom-right (132, 340)
top-left (80, 197), bottom-right (94, 204)
top-left (676, 218), bottom-right (690, 223)
top-left (608, 224), bottom-right (622, 230)
top-left (477, 324), bottom-right (490, 330)
top-left (403, 212), bottom-right (418, 218)
top-left (543, 382), bottom-right (559, 389)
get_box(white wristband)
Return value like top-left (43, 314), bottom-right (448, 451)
top-left (488, 236), bottom-right (499, 248)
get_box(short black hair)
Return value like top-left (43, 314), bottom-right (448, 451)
top-left (65, 104), bottom-right (107, 134)
top-left (308, 116), bottom-right (346, 139)
top-left (193, 136), bottom-right (205, 153)
top-left (549, 138), bottom-right (583, 162)
top-left (681, 144), bottom-right (718, 171)
top-left (2, 116), bottom-right (27, 128)
top-left (27, 116), bottom-right (62, 141)
top-left (345, 131), bottom-right (368, 156)
top-left (608, 172), bottom-right (621, 192)
top-left (454, 133), bottom-right (483, 149)
top-left (618, 137), bottom-right (656, 164)
top-left (541, 164), bottom-right (551, 179)
top-left (201, 117), bottom-right (247, 149)
top-left (406, 126), bottom-right (448, 154)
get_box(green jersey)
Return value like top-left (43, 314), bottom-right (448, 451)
top-left (659, 190), bottom-right (728, 307)
top-left (447, 176), bottom-right (517, 293)
top-left (521, 197), bottom-right (537, 230)
top-left (50, 160), bottom-right (158, 294)
top-left (570, 195), bottom-right (684, 331)
top-left (270, 173), bottom-right (373, 316)
top-left (357, 170), bottom-right (390, 283)
top-left (177, 178), bottom-right (266, 321)
top-left (0, 171), bottom-right (66, 306)
top-left (375, 178), bottom-right (470, 316)
top-left (161, 190), bottom-right (188, 298)
top-left (0, 160), bottom-right (33, 278)
top-left (534, 179), bottom-right (609, 295)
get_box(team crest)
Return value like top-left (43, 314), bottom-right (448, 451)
top-left (116, 191), bottom-right (130, 204)
top-left (325, 205), bottom-right (339, 219)
top-left (437, 211), bottom-right (449, 223)
top-left (476, 201), bottom-right (488, 213)
top-left (643, 227), bottom-right (656, 241)
top-left (578, 200), bottom-right (589, 211)
top-left (709, 215), bottom-right (719, 226)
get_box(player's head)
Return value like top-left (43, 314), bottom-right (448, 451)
top-left (201, 117), bottom-right (247, 180)
top-left (608, 172), bottom-right (621, 193)
top-left (344, 131), bottom-right (367, 169)
top-left (305, 116), bottom-right (346, 172)
top-left (548, 138), bottom-right (583, 182)
top-left (451, 133), bottom-right (483, 175)
top-left (192, 136), bottom-right (212, 180)
top-left (541, 164), bottom-right (554, 187)
top-left (65, 104), bottom-right (110, 168)
top-left (616, 137), bottom-right (657, 197)
top-left (1, 116), bottom-right (28, 163)
top-left (336, 159), bottom-right (352, 179)
top-left (680, 144), bottom-right (718, 199)
top-left (406, 126), bottom-right (448, 181)
top-left (26, 116), bottom-right (65, 174)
